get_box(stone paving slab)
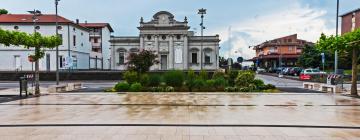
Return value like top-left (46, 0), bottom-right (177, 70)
top-left (1, 93), bottom-right (360, 139)
top-left (0, 126), bottom-right (359, 140)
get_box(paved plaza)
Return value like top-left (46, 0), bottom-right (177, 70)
top-left (0, 93), bottom-right (360, 139)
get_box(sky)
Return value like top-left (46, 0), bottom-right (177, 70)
top-left (2, 0), bottom-right (360, 60)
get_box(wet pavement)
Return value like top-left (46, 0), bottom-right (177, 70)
top-left (0, 93), bottom-right (360, 139)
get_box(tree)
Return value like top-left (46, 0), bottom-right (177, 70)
top-left (0, 9), bottom-right (8, 15)
top-left (0, 28), bottom-right (61, 95)
top-left (317, 29), bottom-right (360, 96)
top-left (126, 50), bottom-right (158, 73)
top-left (219, 56), bottom-right (227, 68)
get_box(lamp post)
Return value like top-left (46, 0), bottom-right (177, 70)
top-left (28, 9), bottom-right (42, 95)
top-left (55, 0), bottom-right (60, 85)
top-left (335, 0), bottom-right (339, 74)
top-left (198, 8), bottom-right (206, 70)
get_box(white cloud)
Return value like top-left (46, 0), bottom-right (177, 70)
top-left (209, 2), bottom-right (336, 60)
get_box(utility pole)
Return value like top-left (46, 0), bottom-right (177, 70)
top-left (198, 8), bottom-right (206, 70)
top-left (335, 0), bottom-right (339, 74)
top-left (55, 0), bottom-right (60, 85)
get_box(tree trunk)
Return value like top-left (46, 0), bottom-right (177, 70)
top-left (351, 47), bottom-right (358, 96)
top-left (34, 46), bottom-right (40, 95)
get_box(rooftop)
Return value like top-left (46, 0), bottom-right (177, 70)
top-left (79, 23), bottom-right (114, 32)
top-left (340, 8), bottom-right (360, 17)
top-left (0, 14), bottom-right (72, 23)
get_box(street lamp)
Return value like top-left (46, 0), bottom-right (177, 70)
top-left (55, 0), bottom-right (60, 85)
top-left (198, 8), bottom-right (206, 70)
top-left (28, 10), bottom-right (42, 33)
top-left (335, 0), bottom-right (339, 74)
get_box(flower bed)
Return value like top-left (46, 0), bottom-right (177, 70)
top-left (110, 70), bottom-right (276, 92)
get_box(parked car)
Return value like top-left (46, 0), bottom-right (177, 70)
top-left (282, 67), bottom-right (292, 75)
top-left (289, 67), bottom-right (303, 76)
top-left (275, 67), bottom-right (285, 74)
top-left (299, 68), bottom-right (326, 80)
top-left (256, 67), bottom-right (266, 73)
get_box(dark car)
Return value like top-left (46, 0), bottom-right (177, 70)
top-left (275, 67), bottom-right (285, 74)
top-left (289, 67), bottom-right (303, 76)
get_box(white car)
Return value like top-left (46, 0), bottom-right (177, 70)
top-left (256, 68), bottom-right (266, 73)
top-left (302, 69), bottom-right (326, 75)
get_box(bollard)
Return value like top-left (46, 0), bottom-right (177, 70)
top-left (19, 77), bottom-right (28, 97)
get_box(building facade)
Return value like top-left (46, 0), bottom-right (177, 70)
top-left (79, 23), bottom-right (114, 70)
top-left (341, 8), bottom-right (360, 35)
top-left (250, 34), bottom-right (313, 69)
top-left (0, 14), bottom-right (113, 71)
top-left (110, 11), bottom-right (220, 71)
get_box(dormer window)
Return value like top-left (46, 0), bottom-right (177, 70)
top-left (14, 26), bottom-right (19, 30)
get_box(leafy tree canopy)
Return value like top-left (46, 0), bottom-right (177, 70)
top-left (0, 28), bottom-right (62, 60)
top-left (0, 9), bottom-right (8, 14)
top-left (126, 50), bottom-right (158, 73)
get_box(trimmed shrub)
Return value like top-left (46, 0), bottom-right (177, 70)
top-left (206, 80), bottom-right (216, 87)
top-left (253, 79), bottom-right (265, 89)
top-left (163, 70), bottom-right (184, 87)
top-left (225, 87), bottom-right (235, 92)
top-left (228, 70), bottom-right (239, 86)
top-left (165, 86), bottom-right (175, 92)
top-left (212, 71), bottom-right (226, 79)
top-left (150, 87), bottom-right (164, 92)
top-left (123, 71), bottom-right (138, 84)
top-left (186, 69), bottom-right (197, 92)
top-left (193, 78), bottom-right (206, 91)
top-left (265, 84), bottom-right (276, 89)
top-left (129, 83), bottom-right (142, 92)
top-left (139, 74), bottom-right (150, 87)
top-left (214, 77), bottom-right (228, 90)
top-left (235, 70), bottom-right (255, 87)
top-left (148, 74), bottom-right (162, 87)
top-left (114, 82), bottom-right (130, 92)
top-left (199, 69), bottom-right (208, 80)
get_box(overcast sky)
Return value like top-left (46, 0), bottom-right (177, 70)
top-left (2, 0), bottom-right (360, 60)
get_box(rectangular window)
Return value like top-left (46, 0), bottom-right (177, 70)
top-left (14, 55), bottom-right (21, 70)
top-left (119, 52), bottom-right (125, 64)
top-left (73, 35), bottom-right (76, 46)
top-left (288, 46), bottom-right (293, 51)
top-left (191, 53), bottom-right (197, 64)
top-left (94, 38), bottom-right (98, 43)
top-left (59, 56), bottom-right (63, 68)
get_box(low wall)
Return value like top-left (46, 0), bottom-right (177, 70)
top-left (0, 70), bottom-right (216, 81)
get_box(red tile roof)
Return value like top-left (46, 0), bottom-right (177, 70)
top-left (79, 23), bottom-right (114, 32)
top-left (0, 14), bottom-right (72, 23)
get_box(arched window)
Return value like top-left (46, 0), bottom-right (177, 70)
top-left (117, 48), bottom-right (127, 65)
top-left (14, 26), bottom-right (19, 30)
top-left (190, 48), bottom-right (199, 64)
top-left (35, 26), bottom-right (40, 30)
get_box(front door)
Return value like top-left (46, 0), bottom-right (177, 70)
top-left (161, 55), bottom-right (167, 70)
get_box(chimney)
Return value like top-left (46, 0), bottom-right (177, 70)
top-left (76, 19), bottom-right (79, 24)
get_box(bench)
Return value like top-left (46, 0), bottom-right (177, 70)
top-left (48, 85), bottom-right (67, 93)
top-left (66, 82), bottom-right (83, 91)
top-left (303, 82), bottom-right (321, 90)
top-left (320, 84), bottom-right (342, 93)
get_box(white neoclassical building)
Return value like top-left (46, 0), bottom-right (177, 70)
top-left (110, 11), bottom-right (220, 71)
